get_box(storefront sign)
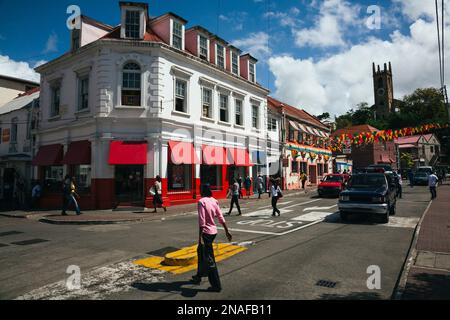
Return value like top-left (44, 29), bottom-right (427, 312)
top-left (343, 148), bottom-right (352, 154)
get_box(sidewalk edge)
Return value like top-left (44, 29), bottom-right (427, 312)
top-left (391, 199), bottom-right (433, 300)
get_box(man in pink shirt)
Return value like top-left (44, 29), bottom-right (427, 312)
top-left (192, 184), bottom-right (232, 292)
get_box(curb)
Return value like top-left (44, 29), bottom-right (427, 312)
top-left (392, 199), bottom-right (433, 300)
top-left (38, 217), bottom-right (146, 225)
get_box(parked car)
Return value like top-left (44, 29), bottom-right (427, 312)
top-left (413, 172), bottom-right (429, 185)
top-left (367, 164), bottom-right (393, 172)
top-left (338, 173), bottom-right (397, 223)
top-left (318, 174), bottom-right (350, 197)
top-left (417, 166), bottom-right (433, 175)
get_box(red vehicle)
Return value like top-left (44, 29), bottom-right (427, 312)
top-left (318, 174), bottom-right (350, 197)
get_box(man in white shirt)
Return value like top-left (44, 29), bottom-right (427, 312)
top-left (428, 172), bottom-right (439, 200)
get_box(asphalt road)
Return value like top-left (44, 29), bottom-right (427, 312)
top-left (0, 185), bottom-right (431, 300)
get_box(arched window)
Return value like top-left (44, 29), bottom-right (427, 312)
top-left (122, 62), bottom-right (141, 106)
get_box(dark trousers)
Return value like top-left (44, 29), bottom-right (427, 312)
top-left (301, 180), bottom-right (306, 189)
top-left (272, 196), bottom-right (280, 216)
top-left (228, 195), bottom-right (242, 215)
top-left (196, 233), bottom-right (221, 289)
top-left (398, 185), bottom-right (402, 198)
top-left (430, 186), bottom-right (437, 199)
top-left (62, 194), bottom-right (80, 214)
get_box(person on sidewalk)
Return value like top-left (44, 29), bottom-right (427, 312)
top-left (300, 171), bottom-right (308, 193)
top-left (226, 179), bottom-right (242, 216)
top-left (396, 171), bottom-right (403, 199)
top-left (257, 174), bottom-right (265, 199)
top-left (408, 169), bottom-right (414, 188)
top-left (62, 176), bottom-right (82, 216)
top-left (31, 181), bottom-right (42, 210)
top-left (237, 175), bottom-right (243, 199)
top-left (191, 184), bottom-right (232, 292)
top-left (244, 175), bottom-right (252, 199)
top-left (428, 171), bottom-right (439, 200)
top-left (151, 175), bottom-right (167, 213)
top-left (270, 178), bottom-right (282, 217)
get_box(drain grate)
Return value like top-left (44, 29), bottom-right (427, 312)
top-left (11, 239), bottom-right (49, 246)
top-left (316, 280), bottom-right (337, 288)
top-left (0, 243), bottom-right (8, 248)
top-left (0, 231), bottom-right (24, 237)
top-left (147, 246), bottom-right (180, 257)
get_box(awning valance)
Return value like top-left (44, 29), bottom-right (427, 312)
top-left (62, 140), bottom-right (91, 165)
top-left (228, 148), bottom-right (253, 166)
top-left (202, 145), bottom-right (228, 165)
top-left (32, 144), bottom-right (63, 166)
top-left (289, 121), bottom-right (299, 130)
top-left (169, 141), bottom-right (200, 164)
top-left (109, 141), bottom-right (147, 165)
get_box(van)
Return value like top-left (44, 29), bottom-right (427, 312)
top-left (417, 166), bottom-right (433, 175)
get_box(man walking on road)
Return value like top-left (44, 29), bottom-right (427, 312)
top-left (300, 171), bottom-right (308, 193)
top-left (257, 174), bottom-right (265, 199)
top-left (226, 179), bottom-right (242, 216)
top-left (428, 171), bottom-right (439, 200)
top-left (191, 184), bottom-right (232, 292)
top-left (270, 178), bottom-right (282, 217)
top-left (61, 176), bottom-right (82, 216)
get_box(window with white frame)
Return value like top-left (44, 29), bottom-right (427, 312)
top-left (11, 118), bottom-right (18, 143)
top-left (199, 35), bottom-right (208, 60)
top-left (125, 10), bottom-right (140, 39)
top-left (231, 52), bottom-right (239, 75)
top-left (235, 99), bottom-right (243, 126)
top-left (50, 84), bottom-right (60, 117)
top-left (78, 76), bottom-right (89, 111)
top-left (268, 117), bottom-right (277, 131)
top-left (216, 44), bottom-right (225, 68)
top-left (252, 104), bottom-right (259, 129)
top-left (175, 79), bottom-right (187, 113)
top-left (122, 62), bottom-right (141, 106)
top-left (172, 20), bottom-right (183, 50)
top-left (219, 94), bottom-right (229, 122)
top-left (202, 87), bottom-right (212, 118)
top-left (249, 62), bottom-right (256, 82)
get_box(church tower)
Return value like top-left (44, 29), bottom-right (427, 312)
top-left (373, 62), bottom-right (394, 120)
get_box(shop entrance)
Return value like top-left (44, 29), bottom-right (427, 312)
top-left (308, 165), bottom-right (317, 185)
top-left (114, 165), bottom-right (144, 207)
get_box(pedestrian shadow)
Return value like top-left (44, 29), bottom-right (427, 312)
top-left (318, 291), bottom-right (383, 300)
top-left (323, 212), bottom-right (381, 226)
top-left (131, 280), bottom-right (210, 298)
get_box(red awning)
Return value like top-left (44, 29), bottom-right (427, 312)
top-left (32, 144), bottom-right (63, 166)
top-left (62, 140), bottom-right (91, 165)
top-left (109, 141), bottom-right (147, 165)
top-left (228, 148), bottom-right (253, 166)
top-left (202, 145), bottom-right (228, 165)
top-left (168, 141), bottom-right (200, 164)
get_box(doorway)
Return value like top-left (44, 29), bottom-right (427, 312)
top-left (114, 165), bottom-right (144, 207)
top-left (308, 165), bottom-right (317, 185)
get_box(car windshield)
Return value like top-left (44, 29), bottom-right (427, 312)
top-left (348, 175), bottom-right (386, 188)
top-left (415, 173), bottom-right (428, 177)
top-left (323, 175), bottom-right (343, 182)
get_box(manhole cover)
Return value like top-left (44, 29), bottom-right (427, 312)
top-left (0, 243), bottom-right (8, 248)
top-left (11, 239), bottom-right (49, 246)
top-left (147, 246), bottom-right (180, 257)
top-left (316, 280), bottom-right (337, 288)
top-left (0, 231), bottom-right (24, 237)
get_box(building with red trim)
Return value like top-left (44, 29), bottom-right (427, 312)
top-left (332, 124), bottom-right (398, 171)
top-left (33, 2), bottom-right (270, 210)
top-left (267, 97), bottom-right (332, 189)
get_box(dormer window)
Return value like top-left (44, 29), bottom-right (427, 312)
top-left (125, 10), bottom-right (141, 38)
top-left (216, 44), bottom-right (225, 69)
top-left (249, 62), bottom-right (256, 83)
top-left (231, 52), bottom-right (239, 75)
top-left (172, 20), bottom-right (183, 50)
top-left (199, 35), bottom-right (209, 60)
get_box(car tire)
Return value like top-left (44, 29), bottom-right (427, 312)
top-left (380, 207), bottom-right (390, 224)
top-left (340, 211), bottom-right (349, 222)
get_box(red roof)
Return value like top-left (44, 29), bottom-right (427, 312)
top-left (16, 87), bottom-right (40, 98)
top-left (101, 25), bottom-right (163, 43)
top-left (267, 96), bottom-right (329, 130)
top-left (332, 124), bottom-right (379, 138)
top-left (395, 135), bottom-right (421, 145)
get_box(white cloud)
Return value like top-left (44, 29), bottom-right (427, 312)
top-left (264, 7), bottom-right (301, 28)
top-left (0, 55), bottom-right (43, 82)
top-left (294, 0), bottom-right (361, 48)
top-left (232, 32), bottom-right (271, 61)
top-left (43, 32), bottom-right (58, 54)
top-left (269, 17), bottom-right (450, 117)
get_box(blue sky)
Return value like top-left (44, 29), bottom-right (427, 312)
top-left (0, 0), bottom-right (448, 116)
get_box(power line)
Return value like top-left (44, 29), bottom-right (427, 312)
top-left (436, 0), bottom-right (443, 89)
top-left (442, 0), bottom-right (445, 86)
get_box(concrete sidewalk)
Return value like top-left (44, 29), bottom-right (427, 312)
top-left (0, 187), bottom-right (316, 225)
top-left (401, 182), bottom-right (450, 300)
